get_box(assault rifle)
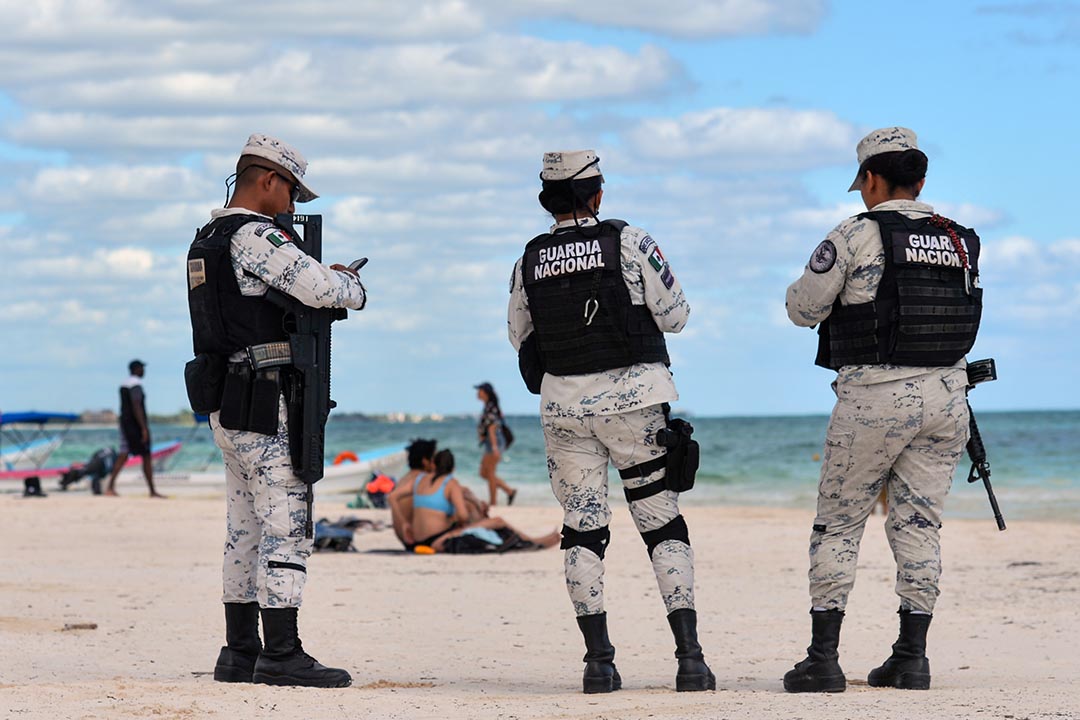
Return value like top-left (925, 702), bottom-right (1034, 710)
top-left (965, 358), bottom-right (1006, 531)
top-left (255, 214), bottom-right (361, 536)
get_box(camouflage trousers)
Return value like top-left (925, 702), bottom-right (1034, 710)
top-left (809, 367), bottom-right (970, 614)
top-left (211, 397), bottom-right (312, 609)
top-left (542, 403), bottom-right (695, 617)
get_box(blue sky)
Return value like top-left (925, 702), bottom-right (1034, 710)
top-left (0, 1), bottom-right (1077, 416)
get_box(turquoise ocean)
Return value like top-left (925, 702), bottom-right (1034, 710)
top-left (30, 410), bottom-right (1080, 522)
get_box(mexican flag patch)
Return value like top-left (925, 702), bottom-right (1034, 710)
top-left (648, 246), bottom-right (666, 272)
top-left (266, 230), bottom-right (291, 247)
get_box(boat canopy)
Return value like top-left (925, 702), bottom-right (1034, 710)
top-left (0, 411), bottom-right (80, 426)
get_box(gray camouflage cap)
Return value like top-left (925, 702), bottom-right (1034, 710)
top-left (236, 133), bottom-right (317, 203)
top-left (541, 150), bottom-right (601, 181)
top-left (848, 127), bottom-right (919, 192)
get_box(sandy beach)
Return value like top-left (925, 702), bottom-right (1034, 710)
top-left (1, 493), bottom-right (1077, 720)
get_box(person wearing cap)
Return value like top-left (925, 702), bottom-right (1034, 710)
top-left (474, 382), bottom-right (517, 505)
top-left (783, 128), bottom-right (984, 693)
top-left (508, 150), bottom-right (714, 693)
top-left (187, 134), bottom-right (366, 689)
top-left (103, 359), bottom-right (162, 498)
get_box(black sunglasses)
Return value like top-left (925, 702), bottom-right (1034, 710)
top-left (244, 164), bottom-right (301, 202)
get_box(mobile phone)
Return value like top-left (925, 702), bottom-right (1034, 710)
top-left (348, 257), bottom-right (368, 272)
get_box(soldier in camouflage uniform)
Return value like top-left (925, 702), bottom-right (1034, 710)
top-left (188, 134), bottom-right (366, 688)
top-left (784, 128), bottom-right (983, 693)
top-left (508, 150), bottom-right (714, 693)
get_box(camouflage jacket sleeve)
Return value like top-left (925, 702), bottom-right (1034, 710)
top-left (231, 221), bottom-right (367, 310)
top-left (622, 225), bottom-right (690, 333)
top-left (507, 257), bottom-right (533, 352)
top-left (785, 217), bottom-right (861, 327)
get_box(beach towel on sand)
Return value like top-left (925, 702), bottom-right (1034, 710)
top-left (440, 526), bottom-right (539, 554)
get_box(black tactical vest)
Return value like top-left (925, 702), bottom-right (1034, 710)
top-left (816, 210), bottom-right (982, 369)
top-left (522, 219), bottom-right (669, 376)
top-left (187, 214), bottom-right (288, 356)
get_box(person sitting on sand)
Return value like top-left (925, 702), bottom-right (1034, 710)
top-left (389, 439), bottom-right (490, 549)
top-left (390, 449), bottom-right (558, 552)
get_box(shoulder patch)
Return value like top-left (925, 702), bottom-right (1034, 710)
top-left (253, 223), bottom-right (275, 237)
top-left (648, 245), bottom-right (666, 272)
top-left (266, 230), bottom-right (292, 248)
top-left (660, 266), bottom-right (675, 289)
top-left (638, 234), bottom-right (656, 254)
top-left (809, 240), bottom-right (837, 274)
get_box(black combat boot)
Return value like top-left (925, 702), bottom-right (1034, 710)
top-left (667, 609), bottom-right (716, 691)
top-left (213, 602), bottom-right (262, 682)
top-left (867, 610), bottom-right (932, 690)
top-left (783, 609), bottom-right (846, 693)
top-left (576, 612), bottom-right (622, 694)
top-left (252, 608), bottom-right (352, 688)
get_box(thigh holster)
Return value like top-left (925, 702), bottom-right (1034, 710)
top-left (640, 514), bottom-right (690, 557)
top-left (561, 525), bottom-right (611, 560)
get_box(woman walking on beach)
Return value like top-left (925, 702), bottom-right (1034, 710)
top-left (475, 382), bottom-right (516, 506)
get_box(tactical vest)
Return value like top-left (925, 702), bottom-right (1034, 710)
top-left (522, 219), bottom-right (669, 376)
top-left (187, 214), bottom-right (288, 356)
top-left (816, 210), bottom-right (982, 369)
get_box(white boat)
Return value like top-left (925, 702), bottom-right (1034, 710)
top-left (121, 444), bottom-right (407, 497)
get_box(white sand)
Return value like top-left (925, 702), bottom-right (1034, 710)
top-left (1, 494), bottom-right (1077, 719)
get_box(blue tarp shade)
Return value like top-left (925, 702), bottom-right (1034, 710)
top-left (0, 411), bottom-right (80, 426)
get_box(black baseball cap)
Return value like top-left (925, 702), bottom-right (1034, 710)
top-left (129, 359), bottom-right (146, 373)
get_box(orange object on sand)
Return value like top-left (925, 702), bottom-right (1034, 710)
top-left (333, 451), bottom-right (359, 465)
top-left (413, 545), bottom-right (435, 555)
top-left (366, 473), bottom-right (395, 494)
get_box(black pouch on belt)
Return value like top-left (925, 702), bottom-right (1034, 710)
top-left (218, 364), bottom-right (252, 431)
top-left (658, 418), bottom-right (700, 493)
top-left (246, 369), bottom-right (281, 436)
top-left (184, 353), bottom-right (226, 414)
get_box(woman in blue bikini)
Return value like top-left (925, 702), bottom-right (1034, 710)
top-left (393, 449), bottom-right (558, 552)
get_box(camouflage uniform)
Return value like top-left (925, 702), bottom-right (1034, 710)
top-left (208, 206), bottom-right (366, 609)
top-left (509, 217), bottom-right (694, 616)
top-left (786, 199), bottom-right (969, 614)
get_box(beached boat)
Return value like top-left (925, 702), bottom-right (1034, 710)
top-left (123, 443), bottom-right (407, 496)
top-left (0, 440), bottom-right (183, 482)
top-left (0, 411), bottom-right (78, 473)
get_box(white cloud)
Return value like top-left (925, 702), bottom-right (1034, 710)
top-left (22, 164), bottom-right (208, 201)
top-left (625, 108), bottom-right (858, 171)
top-left (505, 0), bottom-right (827, 38)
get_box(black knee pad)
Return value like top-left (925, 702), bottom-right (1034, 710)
top-left (640, 514), bottom-right (690, 557)
top-left (560, 524), bottom-right (611, 560)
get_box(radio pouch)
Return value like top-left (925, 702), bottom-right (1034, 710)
top-left (518, 332), bottom-right (544, 395)
top-left (219, 364), bottom-right (252, 431)
top-left (184, 353), bottom-right (227, 415)
top-left (247, 369), bottom-right (282, 436)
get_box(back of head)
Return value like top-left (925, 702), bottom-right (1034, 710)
top-left (861, 150), bottom-right (928, 197)
top-left (538, 150), bottom-right (603, 217)
top-left (407, 438), bottom-right (437, 470)
top-left (433, 449), bottom-right (455, 477)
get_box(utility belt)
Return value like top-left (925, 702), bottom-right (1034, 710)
top-left (618, 405), bottom-right (700, 502)
top-left (185, 342), bottom-right (294, 435)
